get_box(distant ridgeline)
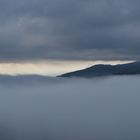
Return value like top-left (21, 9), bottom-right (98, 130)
top-left (59, 61), bottom-right (140, 78)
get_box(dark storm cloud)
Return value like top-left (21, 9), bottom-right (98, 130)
top-left (0, 0), bottom-right (140, 61)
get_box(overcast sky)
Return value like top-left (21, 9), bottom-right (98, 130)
top-left (0, 0), bottom-right (140, 62)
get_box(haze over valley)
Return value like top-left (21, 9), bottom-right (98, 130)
top-left (0, 75), bottom-right (139, 140)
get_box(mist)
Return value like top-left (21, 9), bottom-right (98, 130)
top-left (0, 75), bottom-right (140, 140)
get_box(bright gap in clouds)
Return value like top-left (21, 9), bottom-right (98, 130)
top-left (0, 60), bottom-right (134, 76)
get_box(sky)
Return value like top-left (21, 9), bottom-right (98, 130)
top-left (0, 0), bottom-right (139, 75)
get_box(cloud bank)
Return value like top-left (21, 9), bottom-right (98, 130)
top-left (0, 0), bottom-right (140, 61)
top-left (0, 76), bottom-right (140, 140)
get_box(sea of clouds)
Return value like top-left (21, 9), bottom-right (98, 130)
top-left (0, 75), bottom-right (140, 140)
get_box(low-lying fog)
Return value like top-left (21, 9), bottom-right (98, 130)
top-left (0, 75), bottom-right (140, 140)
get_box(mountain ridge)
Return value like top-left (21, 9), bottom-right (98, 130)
top-left (59, 61), bottom-right (140, 78)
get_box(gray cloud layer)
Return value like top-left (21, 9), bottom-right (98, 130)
top-left (0, 0), bottom-right (140, 61)
top-left (0, 76), bottom-right (140, 140)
